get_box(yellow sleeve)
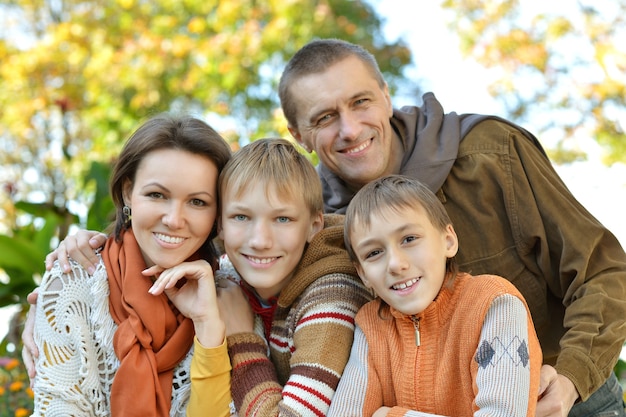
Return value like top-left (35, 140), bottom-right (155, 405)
top-left (186, 337), bottom-right (233, 417)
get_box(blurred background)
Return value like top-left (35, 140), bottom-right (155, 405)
top-left (1, 0), bottom-right (625, 413)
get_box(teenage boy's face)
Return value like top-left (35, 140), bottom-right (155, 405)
top-left (219, 182), bottom-right (324, 301)
top-left (349, 204), bottom-right (458, 316)
top-left (287, 56), bottom-right (399, 190)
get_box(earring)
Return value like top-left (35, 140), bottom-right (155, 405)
top-left (122, 205), bottom-right (132, 224)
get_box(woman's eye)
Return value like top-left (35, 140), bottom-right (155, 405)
top-left (147, 192), bottom-right (164, 199)
top-left (234, 214), bottom-right (247, 221)
top-left (190, 198), bottom-right (206, 207)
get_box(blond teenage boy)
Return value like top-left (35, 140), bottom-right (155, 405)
top-left (45, 138), bottom-right (373, 416)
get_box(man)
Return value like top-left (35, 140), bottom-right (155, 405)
top-left (278, 38), bottom-right (626, 417)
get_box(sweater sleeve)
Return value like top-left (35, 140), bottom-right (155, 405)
top-left (327, 325), bottom-right (376, 416)
top-left (186, 338), bottom-right (234, 417)
top-left (228, 273), bottom-right (370, 416)
top-left (473, 294), bottom-right (540, 417)
top-left (510, 128), bottom-right (626, 400)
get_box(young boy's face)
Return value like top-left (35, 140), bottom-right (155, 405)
top-left (349, 204), bottom-right (458, 316)
top-left (219, 182), bottom-right (324, 301)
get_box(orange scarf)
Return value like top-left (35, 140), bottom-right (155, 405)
top-left (103, 230), bottom-right (194, 417)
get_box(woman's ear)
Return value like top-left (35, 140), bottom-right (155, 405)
top-left (122, 179), bottom-right (133, 208)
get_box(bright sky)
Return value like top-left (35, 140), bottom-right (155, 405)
top-left (370, 0), bottom-right (626, 248)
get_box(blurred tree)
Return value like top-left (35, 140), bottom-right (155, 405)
top-left (0, 0), bottom-right (414, 316)
top-left (442, 0), bottom-right (626, 165)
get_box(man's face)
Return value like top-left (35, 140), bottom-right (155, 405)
top-left (287, 56), bottom-right (400, 190)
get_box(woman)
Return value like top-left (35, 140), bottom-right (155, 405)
top-left (31, 114), bottom-right (232, 417)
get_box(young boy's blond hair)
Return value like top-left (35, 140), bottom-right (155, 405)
top-left (218, 138), bottom-right (323, 216)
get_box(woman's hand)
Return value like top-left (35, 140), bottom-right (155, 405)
top-left (146, 260), bottom-right (225, 347)
top-left (45, 230), bottom-right (107, 274)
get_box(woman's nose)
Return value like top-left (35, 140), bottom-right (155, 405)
top-left (162, 204), bottom-right (185, 229)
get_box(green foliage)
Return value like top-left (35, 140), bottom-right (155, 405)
top-left (0, 208), bottom-right (69, 307)
top-left (85, 161), bottom-right (115, 232)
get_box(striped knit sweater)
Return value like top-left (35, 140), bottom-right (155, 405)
top-left (328, 273), bottom-right (542, 417)
top-left (227, 214), bottom-right (374, 416)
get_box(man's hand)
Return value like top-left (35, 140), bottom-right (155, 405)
top-left (45, 230), bottom-right (107, 274)
top-left (536, 364), bottom-right (578, 417)
top-left (21, 289), bottom-right (39, 387)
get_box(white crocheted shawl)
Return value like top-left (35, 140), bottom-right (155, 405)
top-left (32, 256), bottom-right (193, 416)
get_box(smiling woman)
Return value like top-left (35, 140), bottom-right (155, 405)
top-left (122, 148), bottom-right (218, 269)
top-left (29, 114), bottom-right (234, 417)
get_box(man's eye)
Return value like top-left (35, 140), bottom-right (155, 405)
top-left (317, 114), bottom-right (332, 124)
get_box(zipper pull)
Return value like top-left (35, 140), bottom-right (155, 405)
top-left (410, 316), bottom-right (421, 346)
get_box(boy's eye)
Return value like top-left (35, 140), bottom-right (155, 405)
top-left (364, 249), bottom-right (382, 260)
top-left (276, 216), bottom-right (290, 223)
top-left (402, 235), bottom-right (417, 244)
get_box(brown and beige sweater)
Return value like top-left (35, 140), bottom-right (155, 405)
top-left (227, 214), bottom-right (373, 416)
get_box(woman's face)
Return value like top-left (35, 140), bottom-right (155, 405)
top-left (123, 148), bottom-right (219, 268)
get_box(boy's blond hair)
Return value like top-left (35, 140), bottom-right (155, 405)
top-left (218, 138), bottom-right (323, 216)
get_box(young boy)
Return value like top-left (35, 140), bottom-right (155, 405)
top-left (37, 138), bottom-right (373, 416)
top-left (328, 175), bottom-right (542, 417)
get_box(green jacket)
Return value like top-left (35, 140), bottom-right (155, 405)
top-left (319, 93), bottom-right (626, 401)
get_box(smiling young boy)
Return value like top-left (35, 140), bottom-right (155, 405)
top-left (148, 138), bottom-right (374, 416)
top-left (328, 175), bottom-right (542, 417)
